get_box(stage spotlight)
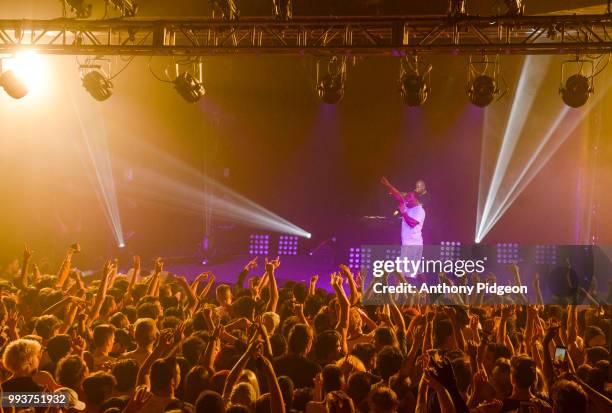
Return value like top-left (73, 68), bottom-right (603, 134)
top-left (467, 55), bottom-right (504, 108)
top-left (108, 0), bottom-right (139, 17)
top-left (447, 0), bottom-right (466, 17)
top-left (65, 0), bottom-right (93, 18)
top-left (468, 75), bottom-right (497, 107)
top-left (317, 74), bottom-right (344, 104)
top-left (118, 242), bottom-right (126, 248)
top-left (273, 0), bottom-right (292, 20)
top-left (174, 72), bottom-right (205, 103)
top-left (82, 70), bottom-right (113, 101)
top-left (316, 57), bottom-right (346, 104)
top-left (400, 73), bottom-right (428, 106)
top-left (557, 57), bottom-right (598, 110)
top-left (209, 0), bottom-right (239, 20)
top-left (560, 74), bottom-right (592, 108)
top-left (399, 56), bottom-right (431, 106)
top-left (504, 0), bottom-right (524, 16)
top-left (0, 70), bottom-right (28, 99)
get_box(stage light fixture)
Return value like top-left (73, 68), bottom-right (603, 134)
top-left (278, 235), bottom-right (298, 256)
top-left (447, 0), bottom-right (467, 17)
top-left (467, 55), bottom-right (504, 108)
top-left (399, 56), bottom-right (431, 106)
top-left (82, 70), bottom-right (113, 101)
top-left (273, 0), bottom-right (292, 20)
top-left (0, 70), bottom-right (28, 99)
top-left (0, 51), bottom-right (46, 99)
top-left (440, 241), bottom-right (462, 260)
top-left (107, 0), bottom-right (139, 17)
top-left (535, 245), bottom-right (556, 265)
top-left (504, 0), bottom-right (524, 16)
top-left (496, 243), bottom-right (519, 264)
top-left (316, 57), bottom-right (346, 104)
top-left (559, 58), bottom-right (594, 109)
top-left (468, 75), bottom-right (497, 107)
top-left (348, 247), bottom-right (373, 273)
top-left (400, 73), bottom-right (428, 106)
top-left (249, 234), bottom-right (270, 256)
top-left (174, 72), bottom-right (205, 103)
top-left (560, 74), bottom-right (592, 108)
top-left (64, 0), bottom-right (93, 18)
top-left (209, 0), bottom-right (239, 20)
top-left (169, 60), bottom-right (205, 103)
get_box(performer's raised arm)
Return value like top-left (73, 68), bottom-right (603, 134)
top-left (380, 176), bottom-right (405, 203)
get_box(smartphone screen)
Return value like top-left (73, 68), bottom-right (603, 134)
top-left (554, 346), bottom-right (567, 363)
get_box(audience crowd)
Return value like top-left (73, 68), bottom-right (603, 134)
top-left (0, 243), bottom-right (609, 413)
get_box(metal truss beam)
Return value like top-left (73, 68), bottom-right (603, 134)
top-left (0, 15), bottom-right (611, 56)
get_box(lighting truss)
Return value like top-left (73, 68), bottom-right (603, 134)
top-left (278, 235), bottom-right (298, 256)
top-left (249, 234), bottom-right (270, 256)
top-left (2, 14), bottom-right (612, 56)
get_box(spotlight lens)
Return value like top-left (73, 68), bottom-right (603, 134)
top-left (469, 75), bottom-right (496, 107)
top-left (118, 243), bottom-right (126, 248)
top-left (561, 74), bottom-right (591, 108)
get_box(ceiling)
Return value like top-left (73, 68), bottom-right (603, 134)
top-left (3, 0), bottom-right (610, 20)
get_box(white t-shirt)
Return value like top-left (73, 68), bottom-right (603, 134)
top-left (401, 204), bottom-right (425, 246)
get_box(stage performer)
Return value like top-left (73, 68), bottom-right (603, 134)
top-left (380, 177), bottom-right (426, 277)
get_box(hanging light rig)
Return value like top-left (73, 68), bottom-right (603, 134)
top-left (559, 57), bottom-right (594, 108)
top-left (173, 59), bottom-right (205, 103)
top-left (79, 59), bottom-right (114, 101)
top-left (399, 55), bottom-right (432, 106)
top-left (316, 56), bottom-right (347, 104)
top-left (467, 55), bottom-right (506, 107)
top-left (273, 0), bottom-right (293, 21)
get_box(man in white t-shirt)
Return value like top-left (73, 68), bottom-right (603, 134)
top-left (381, 177), bottom-right (426, 277)
top-left (399, 191), bottom-right (426, 246)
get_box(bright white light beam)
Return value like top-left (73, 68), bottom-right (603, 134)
top-left (124, 140), bottom-right (311, 238)
top-left (477, 76), bottom-right (612, 241)
top-left (70, 86), bottom-right (125, 247)
top-left (126, 164), bottom-right (311, 239)
top-left (477, 56), bottom-right (551, 240)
